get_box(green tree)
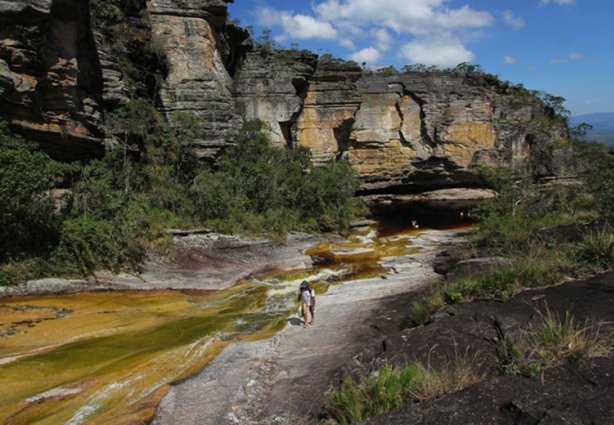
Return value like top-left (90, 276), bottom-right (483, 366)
top-left (190, 120), bottom-right (364, 234)
top-left (0, 122), bottom-right (68, 260)
top-left (453, 62), bottom-right (483, 74)
top-left (570, 122), bottom-right (592, 142)
top-left (168, 111), bottom-right (202, 184)
top-left (376, 65), bottom-right (399, 76)
top-left (539, 92), bottom-right (570, 120)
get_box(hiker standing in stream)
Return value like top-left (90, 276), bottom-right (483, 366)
top-left (299, 280), bottom-right (315, 327)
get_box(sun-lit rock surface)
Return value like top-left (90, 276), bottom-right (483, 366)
top-left (0, 0), bottom-right (574, 195)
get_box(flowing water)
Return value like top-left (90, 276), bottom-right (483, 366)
top-left (0, 212), bottom-right (471, 424)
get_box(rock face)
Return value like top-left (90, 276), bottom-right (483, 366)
top-left (0, 0), bottom-right (574, 200)
top-left (235, 61), bottom-right (573, 197)
top-left (293, 58), bottom-right (363, 163)
top-left (0, 0), bottom-right (105, 160)
top-left (147, 0), bottom-right (243, 157)
top-left (233, 49), bottom-right (317, 147)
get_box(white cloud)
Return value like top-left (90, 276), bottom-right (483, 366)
top-left (504, 55), bottom-right (516, 64)
top-left (374, 29), bottom-right (393, 52)
top-left (339, 38), bottom-right (356, 50)
top-left (350, 47), bottom-right (382, 64)
top-left (257, 7), bottom-right (337, 40)
top-left (258, 0), bottom-right (495, 68)
top-left (401, 39), bottom-right (475, 67)
top-left (314, 0), bottom-right (441, 32)
top-left (550, 52), bottom-right (583, 64)
top-left (434, 6), bottom-right (494, 30)
top-left (540, 0), bottom-right (575, 6)
top-left (503, 11), bottom-right (525, 29)
top-left (314, 0), bottom-right (492, 35)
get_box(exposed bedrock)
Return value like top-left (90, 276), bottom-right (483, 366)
top-left (0, 0), bottom-right (244, 160)
top-left (236, 62), bottom-right (575, 198)
top-left (233, 49), bottom-right (318, 147)
top-left (147, 0), bottom-right (243, 158)
top-left (0, 0), bottom-right (576, 202)
top-left (0, 0), bottom-right (105, 160)
top-left (292, 58), bottom-right (363, 163)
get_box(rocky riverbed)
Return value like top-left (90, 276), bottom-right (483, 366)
top-left (151, 229), bottom-right (469, 424)
top-left (0, 232), bottom-right (325, 297)
top-left (0, 219), bottom-right (468, 424)
top-left (3, 221), bottom-right (610, 425)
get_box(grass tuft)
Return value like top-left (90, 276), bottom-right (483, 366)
top-left (574, 227), bottom-right (614, 270)
top-left (530, 309), bottom-right (611, 367)
top-left (497, 308), bottom-right (612, 377)
top-left (325, 356), bottom-right (480, 424)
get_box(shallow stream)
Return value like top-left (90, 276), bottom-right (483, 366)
top-left (0, 211), bottom-right (470, 424)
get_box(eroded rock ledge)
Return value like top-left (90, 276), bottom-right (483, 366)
top-left (0, 0), bottom-right (576, 202)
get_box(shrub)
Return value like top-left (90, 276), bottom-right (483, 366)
top-left (0, 123), bottom-right (71, 261)
top-left (409, 289), bottom-right (445, 325)
top-left (54, 214), bottom-right (145, 274)
top-left (191, 120), bottom-right (364, 235)
top-left (518, 263), bottom-right (563, 288)
top-left (472, 168), bottom-right (589, 250)
top-left (0, 265), bottom-right (16, 286)
top-left (573, 141), bottom-right (614, 221)
top-left (0, 115), bottom-right (365, 279)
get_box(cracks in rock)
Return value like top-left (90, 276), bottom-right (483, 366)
top-left (405, 89), bottom-right (436, 149)
top-left (284, 71), bottom-right (313, 149)
top-left (230, 338), bottom-right (282, 424)
top-left (336, 100), bottom-right (361, 160)
top-left (333, 117), bottom-right (355, 159)
top-left (395, 96), bottom-right (411, 148)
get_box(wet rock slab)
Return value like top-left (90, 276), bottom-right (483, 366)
top-left (151, 229), bottom-right (468, 424)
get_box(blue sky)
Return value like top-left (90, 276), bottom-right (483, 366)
top-left (228, 0), bottom-right (614, 116)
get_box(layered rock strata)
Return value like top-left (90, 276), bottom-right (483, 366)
top-left (0, 0), bottom-right (574, 200)
top-left (293, 58), bottom-right (363, 163)
top-left (0, 0), bottom-right (105, 160)
top-left (233, 49), bottom-right (317, 147)
top-left (235, 62), bottom-right (573, 195)
top-left (146, 0), bottom-right (243, 157)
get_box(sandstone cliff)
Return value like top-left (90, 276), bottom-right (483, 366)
top-left (147, 0), bottom-right (243, 157)
top-left (234, 50), bottom-right (573, 198)
top-left (0, 0), bottom-right (574, 202)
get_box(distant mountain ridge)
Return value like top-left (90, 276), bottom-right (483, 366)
top-left (570, 112), bottom-right (614, 145)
